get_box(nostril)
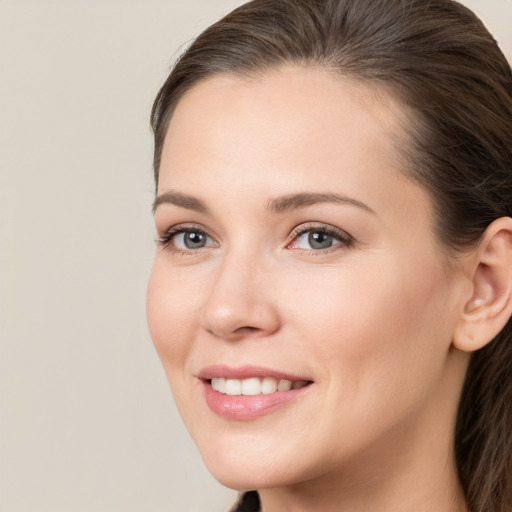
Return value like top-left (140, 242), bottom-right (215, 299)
top-left (232, 325), bottom-right (275, 339)
top-left (236, 326), bottom-right (259, 333)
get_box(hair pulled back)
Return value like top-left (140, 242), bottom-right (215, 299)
top-left (151, 1), bottom-right (512, 510)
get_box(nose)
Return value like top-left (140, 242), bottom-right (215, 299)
top-left (199, 252), bottom-right (281, 340)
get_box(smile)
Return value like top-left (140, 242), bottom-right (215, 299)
top-left (210, 377), bottom-right (310, 395)
top-left (199, 366), bottom-right (314, 420)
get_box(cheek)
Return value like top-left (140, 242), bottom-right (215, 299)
top-left (146, 260), bottom-right (199, 368)
top-left (284, 253), bottom-right (455, 406)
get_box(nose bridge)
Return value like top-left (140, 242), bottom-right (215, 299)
top-left (200, 241), bottom-right (280, 339)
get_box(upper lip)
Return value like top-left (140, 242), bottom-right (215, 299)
top-left (197, 364), bottom-right (313, 382)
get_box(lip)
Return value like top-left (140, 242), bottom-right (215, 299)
top-left (198, 364), bottom-right (311, 382)
top-left (198, 365), bottom-right (314, 421)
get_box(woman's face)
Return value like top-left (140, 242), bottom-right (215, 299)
top-left (147, 67), bottom-right (467, 491)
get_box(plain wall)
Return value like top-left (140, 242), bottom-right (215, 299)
top-left (0, 1), bottom-right (510, 511)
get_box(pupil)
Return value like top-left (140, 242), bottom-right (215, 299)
top-left (185, 232), bottom-right (205, 248)
top-left (308, 231), bottom-right (332, 249)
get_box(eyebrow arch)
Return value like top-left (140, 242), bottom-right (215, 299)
top-left (267, 192), bottom-right (375, 214)
top-left (152, 191), bottom-right (209, 215)
top-left (153, 191), bottom-right (374, 215)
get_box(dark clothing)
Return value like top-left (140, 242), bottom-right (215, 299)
top-left (231, 491), bottom-right (261, 512)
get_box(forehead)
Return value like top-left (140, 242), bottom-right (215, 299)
top-left (164, 66), bottom-right (407, 158)
top-left (162, 66), bottom-right (408, 167)
top-left (159, 66), bottom-right (422, 215)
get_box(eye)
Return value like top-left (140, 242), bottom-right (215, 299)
top-left (157, 225), bottom-right (217, 252)
top-left (174, 231), bottom-right (213, 249)
top-left (295, 230), bottom-right (339, 250)
top-left (287, 224), bottom-right (354, 252)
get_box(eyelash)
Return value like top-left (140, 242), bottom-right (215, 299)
top-left (287, 223), bottom-right (355, 254)
top-left (156, 224), bottom-right (214, 255)
top-left (156, 223), bottom-right (355, 254)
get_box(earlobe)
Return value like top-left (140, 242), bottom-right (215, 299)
top-left (453, 217), bottom-right (512, 353)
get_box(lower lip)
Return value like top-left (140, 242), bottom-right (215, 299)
top-left (203, 381), bottom-right (312, 421)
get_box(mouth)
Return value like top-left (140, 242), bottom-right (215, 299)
top-left (208, 377), bottom-right (311, 395)
top-left (198, 366), bottom-right (314, 420)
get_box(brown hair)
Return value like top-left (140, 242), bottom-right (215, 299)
top-left (151, 1), bottom-right (512, 510)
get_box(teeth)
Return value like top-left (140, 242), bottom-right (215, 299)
top-left (210, 377), bottom-right (309, 396)
top-left (277, 379), bottom-right (292, 391)
top-left (211, 377), bottom-right (226, 393)
top-left (241, 378), bottom-right (262, 396)
top-left (261, 377), bottom-right (278, 394)
top-left (225, 379), bottom-right (242, 396)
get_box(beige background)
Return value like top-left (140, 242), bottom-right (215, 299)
top-left (0, 1), bottom-right (510, 511)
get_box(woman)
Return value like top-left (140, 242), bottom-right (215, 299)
top-left (146, 0), bottom-right (512, 511)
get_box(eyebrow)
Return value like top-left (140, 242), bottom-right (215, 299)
top-left (266, 192), bottom-right (375, 214)
top-left (152, 190), bottom-right (374, 215)
top-left (152, 191), bottom-right (209, 215)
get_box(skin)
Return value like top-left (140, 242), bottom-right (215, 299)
top-left (147, 67), bottom-right (474, 512)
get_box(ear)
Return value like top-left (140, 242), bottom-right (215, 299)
top-left (453, 217), bottom-right (512, 352)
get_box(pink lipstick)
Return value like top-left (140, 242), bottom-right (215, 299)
top-left (198, 365), bottom-right (313, 420)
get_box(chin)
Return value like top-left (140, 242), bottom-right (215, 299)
top-left (209, 468), bottom-right (271, 491)
top-left (206, 461), bottom-right (294, 491)
top-left (197, 438), bottom-right (305, 491)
